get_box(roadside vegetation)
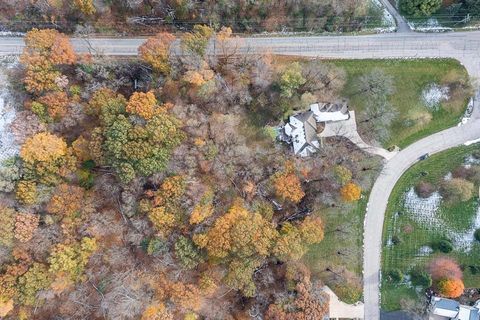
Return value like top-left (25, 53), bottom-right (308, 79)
top-left (381, 145), bottom-right (480, 313)
top-left (399, 0), bottom-right (480, 30)
top-left (0, 0), bottom-right (388, 34)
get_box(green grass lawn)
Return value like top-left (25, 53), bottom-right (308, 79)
top-left (331, 59), bottom-right (471, 148)
top-left (381, 145), bottom-right (480, 311)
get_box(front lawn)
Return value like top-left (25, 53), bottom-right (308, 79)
top-left (381, 144), bottom-right (480, 311)
top-left (332, 58), bottom-right (471, 148)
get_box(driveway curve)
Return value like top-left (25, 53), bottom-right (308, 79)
top-left (364, 119), bottom-right (480, 319)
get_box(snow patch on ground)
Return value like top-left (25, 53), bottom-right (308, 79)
top-left (417, 245), bottom-right (433, 257)
top-left (370, 0), bottom-right (396, 33)
top-left (0, 58), bottom-right (18, 164)
top-left (408, 18), bottom-right (453, 32)
top-left (404, 187), bottom-right (442, 224)
top-left (403, 187), bottom-right (480, 251)
top-left (422, 84), bottom-right (449, 111)
top-left (444, 172), bottom-right (452, 181)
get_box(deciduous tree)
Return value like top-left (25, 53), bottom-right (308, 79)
top-left (47, 183), bottom-right (85, 217)
top-left (340, 182), bottom-right (362, 202)
top-left (126, 91), bottom-right (158, 120)
top-left (139, 32), bottom-right (176, 75)
top-left (14, 212), bottom-right (39, 242)
top-left (437, 278), bottom-right (464, 298)
top-left (181, 25), bottom-right (214, 57)
top-left (271, 162), bottom-right (305, 203)
top-left (279, 62), bottom-right (306, 98)
top-left (428, 257), bottom-right (463, 281)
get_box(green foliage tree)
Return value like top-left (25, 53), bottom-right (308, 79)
top-left (175, 236), bottom-right (204, 269)
top-left (400, 0), bottom-right (441, 16)
top-left (17, 263), bottom-right (51, 306)
top-left (333, 165), bottom-right (352, 186)
top-left (181, 25), bottom-right (214, 57)
top-left (48, 237), bottom-right (97, 282)
top-left (97, 108), bottom-right (184, 183)
top-left (279, 62), bottom-right (306, 98)
top-left (410, 268), bottom-right (432, 287)
top-left (387, 269), bottom-right (403, 283)
top-left (475, 228), bottom-right (480, 242)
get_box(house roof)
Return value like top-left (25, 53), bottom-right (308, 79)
top-left (430, 297), bottom-right (480, 320)
top-left (284, 111), bottom-right (319, 157)
top-left (310, 102), bottom-right (349, 122)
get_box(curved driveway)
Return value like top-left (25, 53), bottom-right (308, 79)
top-left (2, 30), bottom-right (480, 319)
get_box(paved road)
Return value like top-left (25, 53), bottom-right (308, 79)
top-left (2, 30), bottom-right (480, 320)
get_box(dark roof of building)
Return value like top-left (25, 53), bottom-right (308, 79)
top-left (434, 298), bottom-right (460, 311)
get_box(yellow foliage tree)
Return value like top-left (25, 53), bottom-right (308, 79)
top-left (15, 181), bottom-right (37, 205)
top-left (194, 199), bottom-right (277, 259)
top-left (271, 162), bottom-right (305, 203)
top-left (148, 207), bottom-right (176, 238)
top-left (73, 0), bottom-right (96, 15)
top-left (20, 132), bottom-right (72, 184)
top-left (340, 182), bottom-right (362, 202)
top-left (126, 91), bottom-right (158, 120)
top-left (141, 303), bottom-right (173, 320)
top-left (21, 132), bottom-right (67, 164)
top-left (189, 191), bottom-right (214, 225)
top-left (138, 32), bottom-right (176, 75)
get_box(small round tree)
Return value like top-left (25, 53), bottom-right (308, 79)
top-left (437, 278), bottom-right (465, 298)
top-left (387, 269), bottom-right (403, 283)
top-left (432, 239), bottom-right (454, 253)
top-left (410, 269), bottom-right (432, 288)
top-left (475, 229), bottom-right (480, 242)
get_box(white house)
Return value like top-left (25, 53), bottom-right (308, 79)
top-left (430, 296), bottom-right (480, 320)
top-left (280, 101), bottom-right (349, 157)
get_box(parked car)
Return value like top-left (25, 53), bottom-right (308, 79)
top-left (419, 153), bottom-right (429, 161)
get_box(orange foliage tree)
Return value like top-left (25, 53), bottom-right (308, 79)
top-left (23, 28), bottom-right (76, 65)
top-left (21, 29), bottom-right (75, 95)
top-left (437, 278), bottom-right (465, 298)
top-left (340, 182), bottom-right (362, 202)
top-left (37, 91), bottom-right (70, 120)
top-left (138, 32), bottom-right (176, 75)
top-left (271, 162), bottom-right (305, 203)
top-left (47, 184), bottom-right (85, 217)
top-left (126, 91), bottom-right (158, 120)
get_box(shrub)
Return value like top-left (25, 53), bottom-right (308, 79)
top-left (410, 269), bottom-right (432, 287)
top-left (432, 239), bottom-right (453, 253)
top-left (475, 229), bottom-right (480, 242)
top-left (387, 269), bottom-right (403, 283)
top-left (414, 181), bottom-right (435, 198)
top-left (392, 235), bottom-right (402, 245)
top-left (340, 182), bottom-right (362, 202)
top-left (437, 278), bottom-right (464, 298)
top-left (440, 178), bottom-right (474, 203)
top-left (334, 165), bottom-right (352, 186)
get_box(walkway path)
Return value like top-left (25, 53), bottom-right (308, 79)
top-left (324, 286), bottom-right (364, 320)
top-left (320, 111), bottom-right (397, 160)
